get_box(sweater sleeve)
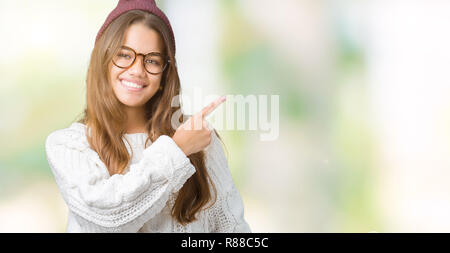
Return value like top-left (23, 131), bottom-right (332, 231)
top-left (204, 130), bottom-right (252, 233)
top-left (45, 128), bottom-right (196, 233)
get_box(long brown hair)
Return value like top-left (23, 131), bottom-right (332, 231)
top-left (76, 10), bottom-right (219, 225)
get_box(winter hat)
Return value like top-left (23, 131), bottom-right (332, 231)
top-left (95, 0), bottom-right (176, 54)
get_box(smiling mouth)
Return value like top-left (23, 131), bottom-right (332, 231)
top-left (120, 80), bottom-right (147, 91)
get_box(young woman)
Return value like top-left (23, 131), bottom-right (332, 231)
top-left (45, 0), bottom-right (251, 233)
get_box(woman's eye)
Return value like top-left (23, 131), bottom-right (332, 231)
top-left (146, 59), bottom-right (159, 65)
top-left (119, 54), bottom-right (130, 59)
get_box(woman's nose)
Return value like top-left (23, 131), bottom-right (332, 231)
top-left (128, 55), bottom-right (146, 76)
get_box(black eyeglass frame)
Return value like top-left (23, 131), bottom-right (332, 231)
top-left (112, 45), bottom-right (170, 75)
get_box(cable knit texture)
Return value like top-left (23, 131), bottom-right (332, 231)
top-left (45, 122), bottom-right (251, 233)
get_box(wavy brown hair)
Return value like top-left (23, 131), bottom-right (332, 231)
top-left (76, 10), bottom-right (220, 225)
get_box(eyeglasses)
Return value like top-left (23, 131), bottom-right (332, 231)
top-left (112, 45), bottom-right (170, 75)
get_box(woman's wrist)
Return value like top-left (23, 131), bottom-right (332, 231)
top-left (171, 136), bottom-right (189, 156)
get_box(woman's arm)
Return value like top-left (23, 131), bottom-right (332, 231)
top-left (45, 128), bottom-right (195, 232)
top-left (204, 129), bottom-right (252, 233)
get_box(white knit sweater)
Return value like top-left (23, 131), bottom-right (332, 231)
top-left (45, 122), bottom-right (251, 233)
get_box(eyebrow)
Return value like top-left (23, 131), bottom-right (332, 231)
top-left (122, 45), bottom-right (163, 56)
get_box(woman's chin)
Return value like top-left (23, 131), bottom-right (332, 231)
top-left (118, 98), bottom-right (146, 108)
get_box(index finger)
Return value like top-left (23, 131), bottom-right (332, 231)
top-left (201, 96), bottom-right (226, 117)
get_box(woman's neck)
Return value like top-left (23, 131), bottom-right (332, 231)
top-left (124, 106), bottom-right (147, 134)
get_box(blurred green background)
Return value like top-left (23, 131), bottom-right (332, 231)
top-left (1, 0), bottom-right (450, 232)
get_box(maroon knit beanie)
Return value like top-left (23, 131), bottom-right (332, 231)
top-left (96, 0), bottom-right (176, 55)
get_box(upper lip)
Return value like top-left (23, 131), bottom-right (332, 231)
top-left (120, 78), bottom-right (148, 87)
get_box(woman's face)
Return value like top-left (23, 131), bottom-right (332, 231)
top-left (109, 22), bottom-right (165, 108)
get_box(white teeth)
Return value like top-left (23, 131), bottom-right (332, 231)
top-left (122, 80), bottom-right (144, 89)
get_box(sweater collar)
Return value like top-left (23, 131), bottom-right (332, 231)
top-left (69, 122), bottom-right (150, 147)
